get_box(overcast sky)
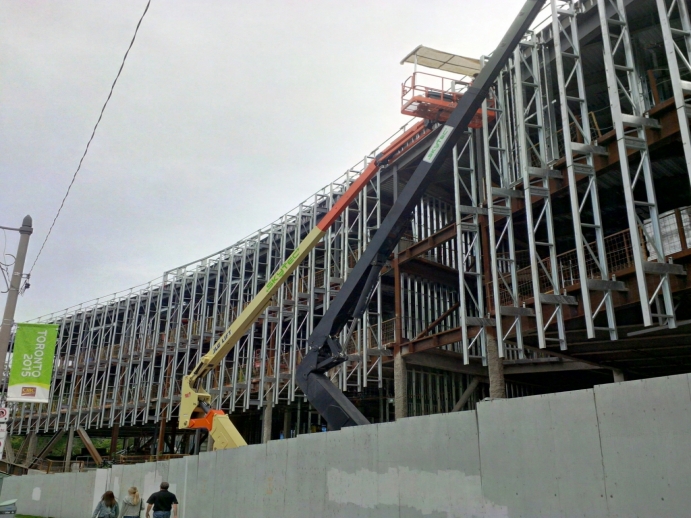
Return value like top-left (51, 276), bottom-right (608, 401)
top-left (1, 0), bottom-right (526, 321)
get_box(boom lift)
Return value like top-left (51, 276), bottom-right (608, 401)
top-left (178, 120), bottom-right (433, 449)
top-left (180, 0), bottom-right (544, 446)
top-left (296, 0), bottom-right (546, 430)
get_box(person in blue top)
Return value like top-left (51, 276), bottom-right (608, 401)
top-left (92, 491), bottom-right (119, 518)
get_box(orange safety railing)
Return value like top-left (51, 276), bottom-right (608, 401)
top-left (401, 71), bottom-right (492, 128)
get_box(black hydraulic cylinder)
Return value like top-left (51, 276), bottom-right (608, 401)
top-left (297, 0), bottom-right (546, 430)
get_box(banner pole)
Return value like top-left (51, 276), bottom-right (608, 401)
top-left (0, 215), bottom-right (33, 380)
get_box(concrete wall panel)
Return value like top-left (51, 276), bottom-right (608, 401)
top-left (4, 376), bottom-right (691, 518)
top-left (77, 470), bottom-right (97, 518)
top-left (195, 450), bottom-right (217, 518)
top-left (412, 413), bottom-right (495, 518)
top-left (93, 468), bottom-right (109, 512)
top-left (242, 443), bottom-right (268, 516)
top-left (125, 462), bottom-right (146, 500)
top-left (141, 461), bottom-right (159, 503)
top-left (156, 460), bottom-right (169, 490)
top-left (478, 390), bottom-right (608, 518)
top-left (594, 374), bottom-right (691, 517)
top-left (167, 457), bottom-right (185, 516)
top-left (57, 472), bottom-right (77, 518)
top-left (264, 438), bottom-right (289, 515)
top-left (324, 424), bottom-right (378, 518)
top-left (178, 454), bottom-right (198, 518)
top-left (39, 472), bottom-right (63, 518)
top-left (14, 474), bottom-right (36, 517)
top-left (373, 421), bottom-right (403, 518)
top-left (284, 432), bottom-right (327, 518)
top-left (213, 447), bottom-right (239, 517)
top-left (109, 464), bottom-right (124, 501)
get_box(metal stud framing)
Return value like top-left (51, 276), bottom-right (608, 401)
top-left (453, 133), bottom-right (490, 364)
top-left (9, 121), bottom-right (448, 433)
top-left (484, 70), bottom-right (527, 359)
top-left (552, 0), bottom-right (618, 340)
top-left (513, 33), bottom-right (572, 349)
top-left (656, 0), bottom-right (691, 180)
top-left (598, 0), bottom-right (677, 328)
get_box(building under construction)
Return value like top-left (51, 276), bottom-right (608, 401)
top-left (6, 0), bottom-right (691, 460)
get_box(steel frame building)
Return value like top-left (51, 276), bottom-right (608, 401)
top-left (7, 0), bottom-right (691, 450)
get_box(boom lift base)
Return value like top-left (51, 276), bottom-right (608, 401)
top-left (296, 337), bottom-right (369, 430)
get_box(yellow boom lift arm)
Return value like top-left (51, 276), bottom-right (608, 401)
top-left (178, 121), bottom-right (431, 449)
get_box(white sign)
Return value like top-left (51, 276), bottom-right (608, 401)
top-left (0, 425), bottom-right (7, 461)
top-left (0, 408), bottom-right (8, 460)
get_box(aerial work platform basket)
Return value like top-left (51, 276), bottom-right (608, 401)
top-left (400, 45), bottom-right (494, 128)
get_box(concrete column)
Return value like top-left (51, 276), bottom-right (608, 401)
top-left (486, 336), bottom-right (506, 398)
top-left (283, 408), bottom-right (291, 439)
top-left (26, 432), bottom-right (37, 462)
top-left (157, 418), bottom-right (166, 456)
top-left (64, 427), bottom-right (74, 472)
top-left (193, 429), bottom-right (201, 454)
top-left (612, 369), bottom-right (625, 382)
top-left (393, 350), bottom-right (408, 419)
top-left (109, 424), bottom-right (119, 458)
top-left (262, 389), bottom-right (273, 443)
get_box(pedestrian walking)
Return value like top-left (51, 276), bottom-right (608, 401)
top-left (92, 491), bottom-right (119, 518)
top-left (120, 486), bottom-right (143, 518)
top-left (145, 481), bottom-right (178, 518)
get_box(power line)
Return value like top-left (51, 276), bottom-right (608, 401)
top-left (26, 0), bottom-right (152, 282)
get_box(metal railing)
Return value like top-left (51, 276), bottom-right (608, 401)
top-left (490, 203), bottom-right (691, 308)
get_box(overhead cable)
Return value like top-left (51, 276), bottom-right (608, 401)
top-left (26, 0), bottom-right (152, 283)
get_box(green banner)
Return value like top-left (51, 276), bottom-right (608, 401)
top-left (8, 323), bottom-right (59, 403)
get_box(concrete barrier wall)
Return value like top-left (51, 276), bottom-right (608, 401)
top-left (4, 374), bottom-right (691, 517)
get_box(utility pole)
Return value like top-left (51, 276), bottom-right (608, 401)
top-left (0, 216), bottom-right (33, 374)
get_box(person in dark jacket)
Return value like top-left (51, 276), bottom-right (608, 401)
top-left (146, 481), bottom-right (178, 518)
top-left (92, 491), bottom-right (119, 518)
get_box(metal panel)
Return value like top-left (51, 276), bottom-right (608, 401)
top-left (594, 374), bottom-right (691, 517)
